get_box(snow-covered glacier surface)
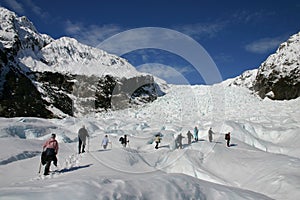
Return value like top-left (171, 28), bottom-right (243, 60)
top-left (0, 83), bottom-right (299, 200)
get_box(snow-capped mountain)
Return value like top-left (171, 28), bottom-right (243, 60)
top-left (20, 36), bottom-right (143, 78)
top-left (0, 6), bottom-right (51, 50)
top-left (0, 7), bottom-right (163, 118)
top-left (231, 31), bottom-right (300, 100)
top-left (1, 7), bottom-right (300, 200)
top-left (1, 5), bottom-right (299, 119)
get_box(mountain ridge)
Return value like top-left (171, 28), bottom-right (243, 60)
top-left (0, 6), bottom-right (163, 118)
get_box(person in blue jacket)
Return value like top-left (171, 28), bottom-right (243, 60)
top-left (194, 126), bottom-right (199, 141)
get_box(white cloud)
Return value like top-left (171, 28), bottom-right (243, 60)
top-left (245, 36), bottom-right (285, 54)
top-left (137, 63), bottom-right (191, 85)
top-left (4, 0), bottom-right (25, 14)
top-left (3, 0), bottom-right (49, 20)
top-left (24, 0), bottom-right (48, 19)
top-left (213, 53), bottom-right (234, 63)
top-left (65, 20), bottom-right (83, 34)
top-left (233, 10), bottom-right (275, 25)
top-left (174, 21), bottom-right (227, 39)
top-left (64, 20), bottom-right (124, 47)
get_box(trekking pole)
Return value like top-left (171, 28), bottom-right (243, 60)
top-left (38, 148), bottom-right (44, 174)
top-left (38, 161), bottom-right (42, 174)
top-left (88, 137), bottom-right (90, 152)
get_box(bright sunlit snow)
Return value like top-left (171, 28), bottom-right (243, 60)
top-left (1, 82), bottom-right (299, 200)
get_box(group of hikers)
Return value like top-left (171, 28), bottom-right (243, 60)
top-left (40, 125), bottom-right (231, 175)
top-left (154, 126), bottom-right (231, 150)
top-left (137, 126), bottom-right (232, 150)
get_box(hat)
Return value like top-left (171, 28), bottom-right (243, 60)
top-left (51, 133), bottom-right (56, 138)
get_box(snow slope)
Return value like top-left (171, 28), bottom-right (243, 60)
top-left (1, 83), bottom-right (300, 200)
top-left (19, 36), bottom-right (143, 78)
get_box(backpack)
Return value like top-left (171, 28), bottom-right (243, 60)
top-left (41, 151), bottom-right (47, 165)
top-left (119, 137), bottom-right (124, 143)
top-left (45, 148), bottom-right (56, 156)
top-left (155, 136), bottom-right (161, 143)
top-left (225, 133), bottom-right (229, 140)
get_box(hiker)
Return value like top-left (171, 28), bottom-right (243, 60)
top-left (208, 127), bottom-right (214, 142)
top-left (102, 135), bottom-right (110, 149)
top-left (78, 125), bottom-right (89, 153)
top-left (225, 132), bottom-right (231, 147)
top-left (154, 134), bottom-right (161, 149)
top-left (119, 134), bottom-right (129, 147)
top-left (42, 133), bottom-right (58, 175)
top-left (176, 133), bottom-right (184, 149)
top-left (194, 126), bottom-right (199, 141)
top-left (186, 130), bottom-right (193, 144)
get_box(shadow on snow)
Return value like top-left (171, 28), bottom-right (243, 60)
top-left (58, 164), bottom-right (93, 173)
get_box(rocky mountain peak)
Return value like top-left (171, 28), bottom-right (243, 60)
top-left (231, 31), bottom-right (300, 100)
top-left (0, 7), bottom-right (51, 51)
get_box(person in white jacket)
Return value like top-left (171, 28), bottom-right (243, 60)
top-left (102, 135), bottom-right (110, 149)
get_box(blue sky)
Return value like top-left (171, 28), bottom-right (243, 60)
top-left (1, 0), bottom-right (300, 84)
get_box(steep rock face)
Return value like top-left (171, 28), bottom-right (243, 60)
top-left (34, 72), bottom-right (74, 116)
top-left (111, 75), bottom-right (163, 110)
top-left (0, 7), bottom-right (54, 117)
top-left (0, 7), bottom-right (164, 118)
top-left (253, 32), bottom-right (300, 100)
top-left (231, 32), bottom-right (300, 100)
top-left (0, 67), bottom-right (54, 118)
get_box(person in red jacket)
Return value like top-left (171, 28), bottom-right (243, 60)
top-left (42, 133), bottom-right (59, 175)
